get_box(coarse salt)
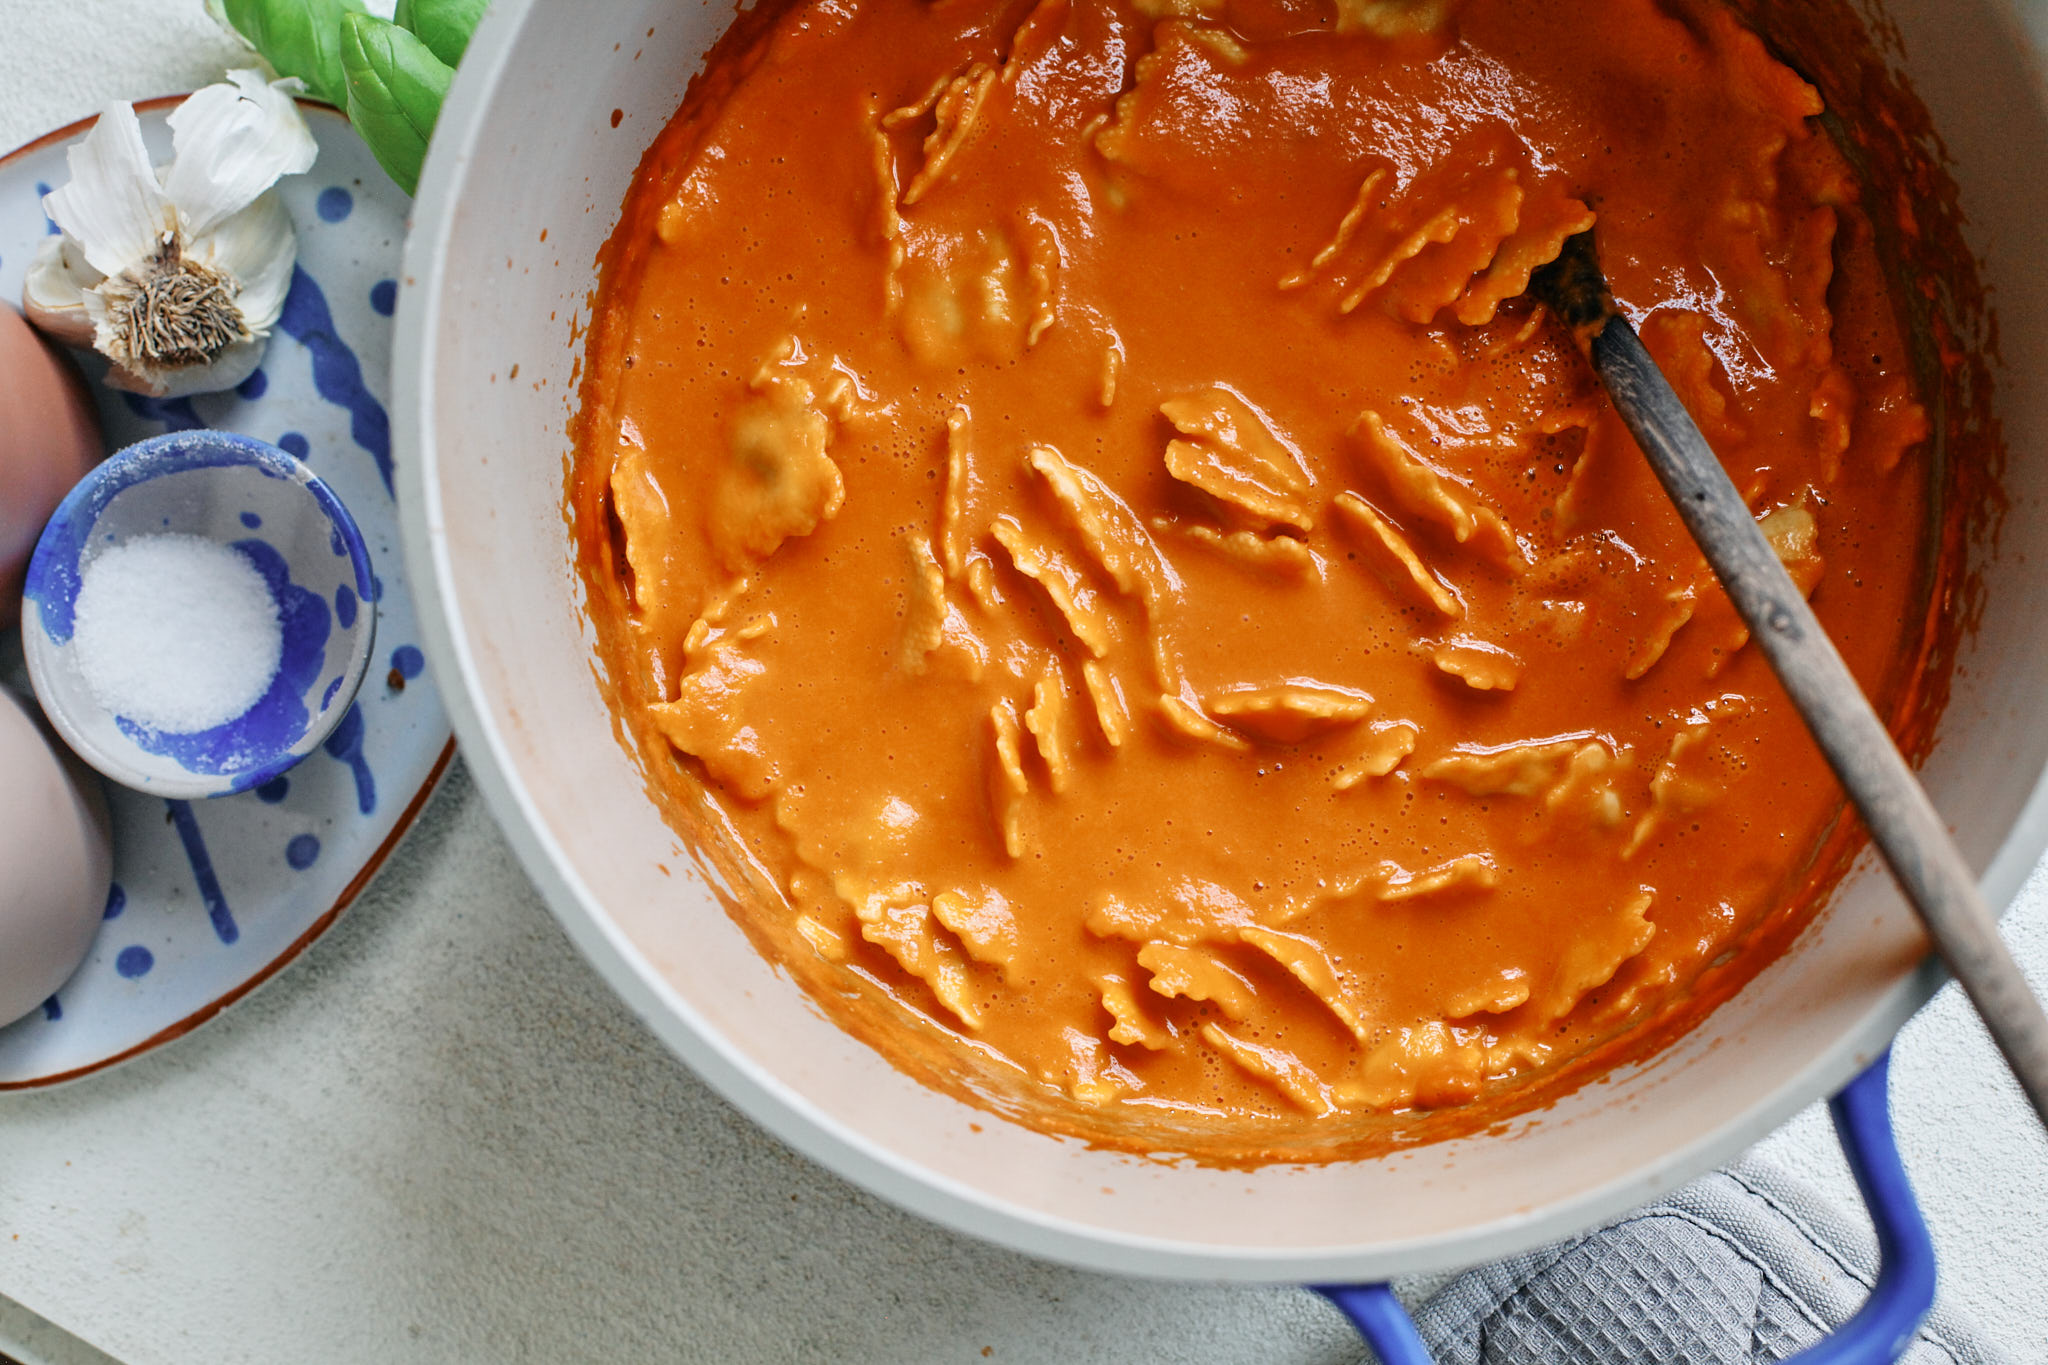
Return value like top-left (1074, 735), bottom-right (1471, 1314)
top-left (72, 533), bottom-right (283, 734)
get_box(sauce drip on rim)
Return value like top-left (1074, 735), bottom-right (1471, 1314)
top-left (573, 0), bottom-right (1951, 1160)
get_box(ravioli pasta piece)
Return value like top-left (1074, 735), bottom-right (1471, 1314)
top-left (1332, 720), bottom-right (1419, 789)
top-left (1155, 692), bottom-right (1253, 752)
top-left (1201, 1023), bottom-right (1334, 1115)
top-left (901, 62), bottom-right (996, 205)
top-left (897, 532), bottom-right (949, 673)
top-left (1239, 926), bottom-right (1373, 1042)
top-left (1334, 197), bottom-right (1464, 317)
top-left (1351, 411), bottom-right (1522, 569)
top-left (1624, 583), bottom-right (1699, 681)
top-left (1023, 663), bottom-right (1080, 792)
top-left (1183, 23), bottom-right (1251, 64)
top-left (1090, 37), bottom-right (1174, 166)
top-left (986, 697), bottom-right (1032, 858)
top-left (648, 634), bottom-right (781, 802)
top-left (1085, 877), bottom-right (1258, 947)
top-left (1332, 0), bottom-right (1452, 38)
top-left (1138, 941), bottom-right (1258, 1019)
top-left (1332, 491), bottom-right (1464, 618)
top-left (1161, 386), bottom-right (1317, 530)
top-left (992, 517), bottom-right (1117, 657)
top-left (1624, 698), bottom-right (1750, 857)
top-left (1689, 502), bottom-right (1826, 674)
top-left (938, 406), bottom-right (974, 579)
top-left (898, 228), bottom-right (1029, 367)
top-left (607, 419), bottom-right (674, 615)
top-left (1283, 166), bottom-right (1390, 290)
top-left (795, 911), bottom-right (854, 963)
top-left (1375, 164), bottom-right (1524, 325)
top-left (1042, 1025), bottom-right (1142, 1105)
top-left (1377, 852), bottom-right (1498, 902)
top-left (1080, 658), bottom-right (1131, 748)
top-left (930, 887), bottom-right (1023, 981)
top-left (1205, 683), bottom-right (1373, 744)
top-left (1641, 311), bottom-right (1744, 450)
top-left (1422, 738), bottom-right (1582, 797)
top-left (1432, 637), bottom-right (1522, 691)
top-left (1527, 888), bottom-right (1656, 1024)
top-left (856, 894), bottom-right (987, 1031)
top-left (1027, 446), bottom-right (1176, 605)
top-left (866, 119), bottom-right (908, 315)
top-left (1023, 218), bottom-right (1062, 346)
top-left (1343, 1021), bottom-right (1491, 1110)
top-left (1177, 524), bottom-right (1315, 575)
top-left (1443, 967), bottom-right (1532, 1018)
top-left (1541, 741), bottom-right (1632, 835)
top-left (1760, 499), bottom-right (1824, 598)
top-left (710, 377), bottom-right (846, 572)
top-left (1094, 970), bottom-right (1175, 1049)
top-left (999, 0), bottom-right (1070, 83)
top-left (1455, 187), bottom-right (1596, 325)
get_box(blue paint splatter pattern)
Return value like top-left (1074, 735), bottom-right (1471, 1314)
top-left (322, 702), bottom-right (377, 815)
top-left (286, 834), bottom-right (321, 870)
top-left (276, 267), bottom-right (394, 494)
top-left (167, 802), bottom-right (239, 946)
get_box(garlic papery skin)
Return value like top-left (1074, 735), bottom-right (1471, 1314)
top-left (21, 71), bottom-right (317, 398)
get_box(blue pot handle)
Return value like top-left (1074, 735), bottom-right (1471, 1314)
top-left (1313, 1050), bottom-right (1935, 1364)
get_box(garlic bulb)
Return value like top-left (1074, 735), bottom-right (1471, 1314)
top-left (22, 70), bottom-right (317, 398)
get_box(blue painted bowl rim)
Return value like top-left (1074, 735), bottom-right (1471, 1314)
top-left (24, 429), bottom-right (375, 617)
top-left (20, 429), bottom-right (378, 798)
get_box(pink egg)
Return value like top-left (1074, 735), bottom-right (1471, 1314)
top-left (0, 301), bottom-right (102, 630)
top-left (0, 685), bottom-right (111, 1027)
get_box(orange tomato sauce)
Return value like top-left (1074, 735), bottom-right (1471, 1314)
top-left (573, 0), bottom-right (1949, 1160)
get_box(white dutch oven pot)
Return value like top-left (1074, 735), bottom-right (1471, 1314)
top-left (396, 0), bottom-right (2048, 1356)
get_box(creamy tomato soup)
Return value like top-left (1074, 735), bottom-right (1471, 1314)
top-left (573, 0), bottom-right (1953, 1160)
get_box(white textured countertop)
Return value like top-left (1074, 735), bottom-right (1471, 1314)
top-left (2, 3), bottom-right (2045, 1362)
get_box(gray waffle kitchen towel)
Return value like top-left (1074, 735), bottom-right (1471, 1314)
top-left (1407, 1155), bottom-right (2009, 1364)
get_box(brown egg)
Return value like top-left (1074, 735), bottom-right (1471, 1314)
top-left (0, 685), bottom-right (111, 1028)
top-left (0, 301), bottom-right (102, 630)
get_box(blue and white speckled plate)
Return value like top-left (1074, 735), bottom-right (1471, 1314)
top-left (0, 98), bottom-right (454, 1087)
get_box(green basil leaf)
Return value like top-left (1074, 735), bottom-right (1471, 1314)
top-left (340, 12), bottom-right (455, 196)
top-left (220, 0), bottom-right (367, 109)
top-left (393, 0), bottom-right (489, 68)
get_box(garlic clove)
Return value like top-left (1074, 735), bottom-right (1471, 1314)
top-left (100, 333), bottom-right (267, 399)
top-left (23, 73), bottom-right (316, 397)
top-left (42, 101), bottom-right (177, 281)
top-left (163, 71), bottom-right (317, 240)
top-left (21, 237), bottom-right (98, 348)
top-left (192, 188), bottom-right (297, 337)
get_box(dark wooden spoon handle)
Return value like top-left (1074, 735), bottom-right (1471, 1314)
top-left (1587, 312), bottom-right (2048, 1129)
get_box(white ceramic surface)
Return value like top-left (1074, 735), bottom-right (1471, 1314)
top-left (398, 0), bottom-right (2048, 1281)
top-left (0, 101), bottom-right (455, 1088)
top-left (22, 430), bottom-right (377, 801)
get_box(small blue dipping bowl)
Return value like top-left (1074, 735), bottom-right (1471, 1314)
top-left (20, 430), bottom-right (376, 799)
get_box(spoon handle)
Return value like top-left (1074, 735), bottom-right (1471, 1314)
top-left (1588, 315), bottom-right (2048, 1131)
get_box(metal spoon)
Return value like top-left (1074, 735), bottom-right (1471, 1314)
top-left (1528, 231), bottom-right (2048, 1130)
